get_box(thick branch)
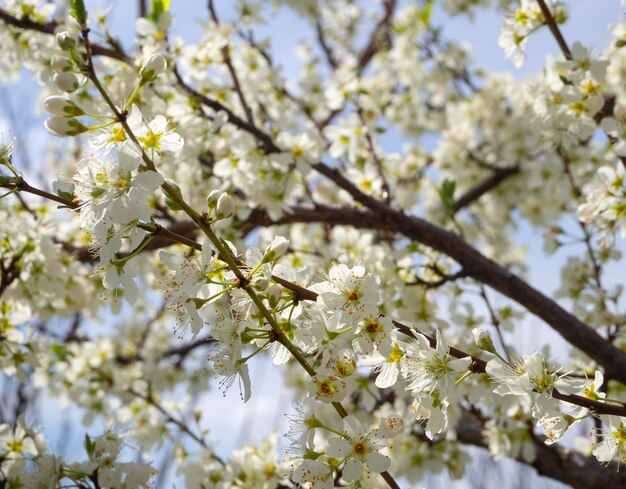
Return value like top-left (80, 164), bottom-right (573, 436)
top-left (456, 412), bottom-right (626, 489)
top-left (9, 166), bottom-right (626, 398)
top-left (5, 181), bottom-right (626, 416)
top-left (244, 202), bottom-right (626, 386)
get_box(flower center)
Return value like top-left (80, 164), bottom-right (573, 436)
top-left (140, 131), bottom-right (163, 151)
top-left (365, 320), bottom-right (380, 334)
top-left (353, 442), bottom-right (366, 455)
top-left (109, 126), bottom-right (127, 143)
top-left (346, 289), bottom-right (360, 302)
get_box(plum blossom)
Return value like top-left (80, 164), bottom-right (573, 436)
top-left (310, 369), bottom-right (349, 403)
top-left (401, 329), bottom-right (471, 395)
top-left (486, 353), bottom-right (581, 416)
top-left (592, 416), bottom-right (626, 464)
top-left (292, 459), bottom-right (334, 489)
top-left (353, 314), bottom-right (394, 357)
top-left (135, 114), bottom-right (184, 158)
top-left (326, 415), bottom-right (392, 482)
top-left (317, 263), bottom-right (380, 326)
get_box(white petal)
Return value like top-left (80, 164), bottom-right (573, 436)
top-left (342, 458), bottom-right (363, 482)
top-left (365, 451), bottom-right (391, 473)
top-left (375, 363), bottom-right (398, 389)
top-left (326, 437), bottom-right (351, 457)
top-left (593, 438), bottom-right (617, 463)
top-left (159, 251), bottom-right (184, 270)
top-left (271, 343), bottom-right (291, 365)
top-left (122, 275), bottom-right (139, 304)
top-left (344, 416), bottom-right (365, 439)
top-left (448, 357), bottom-right (471, 372)
top-left (133, 171), bottom-right (164, 191)
top-left (240, 363), bottom-right (251, 403)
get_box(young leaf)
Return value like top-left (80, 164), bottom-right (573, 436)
top-left (438, 178), bottom-right (456, 211)
top-left (68, 0), bottom-right (87, 25)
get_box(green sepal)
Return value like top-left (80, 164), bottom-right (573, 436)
top-left (68, 0), bottom-right (88, 25)
top-left (56, 190), bottom-right (75, 203)
top-left (165, 197), bottom-right (183, 211)
top-left (0, 175), bottom-right (16, 186)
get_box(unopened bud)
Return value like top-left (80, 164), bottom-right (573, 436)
top-left (140, 53), bottom-right (167, 83)
top-left (207, 189), bottom-right (221, 208)
top-left (215, 193), bottom-right (234, 219)
top-left (472, 328), bottom-right (496, 354)
top-left (45, 117), bottom-right (88, 137)
top-left (44, 96), bottom-right (84, 117)
top-left (50, 55), bottom-right (73, 73)
top-left (252, 275), bottom-right (270, 291)
top-left (56, 31), bottom-right (77, 50)
top-left (267, 284), bottom-right (283, 308)
top-left (262, 236), bottom-right (289, 263)
top-left (53, 72), bottom-right (79, 93)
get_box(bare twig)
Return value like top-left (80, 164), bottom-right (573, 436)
top-left (452, 165), bottom-right (520, 214)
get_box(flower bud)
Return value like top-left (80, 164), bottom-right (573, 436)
top-left (43, 96), bottom-right (84, 117)
top-left (267, 284), bottom-right (283, 308)
top-left (472, 328), bottom-right (496, 354)
top-left (215, 193), bottom-right (234, 219)
top-left (53, 72), bottom-right (79, 93)
top-left (207, 189), bottom-right (221, 208)
top-left (56, 31), bottom-right (77, 50)
top-left (50, 55), bottom-right (73, 73)
top-left (45, 117), bottom-right (88, 137)
top-left (252, 275), bottom-right (270, 291)
top-left (140, 53), bottom-right (167, 83)
top-left (262, 236), bottom-right (289, 263)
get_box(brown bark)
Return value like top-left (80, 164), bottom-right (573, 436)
top-left (456, 413), bottom-right (626, 489)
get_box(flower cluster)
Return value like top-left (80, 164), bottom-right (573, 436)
top-left (0, 1), bottom-right (626, 488)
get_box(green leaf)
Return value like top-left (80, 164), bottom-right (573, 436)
top-left (419, 0), bottom-right (433, 27)
top-left (437, 179), bottom-right (456, 211)
top-left (84, 433), bottom-right (94, 455)
top-left (68, 0), bottom-right (87, 25)
top-left (559, 74), bottom-right (573, 86)
top-left (149, 0), bottom-right (171, 22)
top-left (51, 343), bottom-right (71, 361)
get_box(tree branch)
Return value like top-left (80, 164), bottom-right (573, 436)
top-left (314, 14), bottom-right (338, 70)
top-left (244, 201), bottom-right (626, 386)
top-left (452, 165), bottom-right (520, 214)
top-left (356, 0), bottom-right (397, 73)
top-left (456, 412), bottom-right (626, 489)
top-left (0, 8), bottom-right (131, 63)
top-left (7, 181), bottom-right (624, 415)
top-left (535, 0), bottom-right (571, 60)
